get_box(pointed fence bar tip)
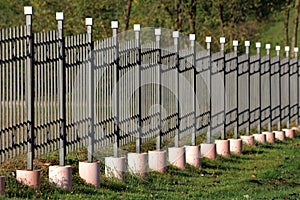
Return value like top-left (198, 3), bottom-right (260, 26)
top-left (220, 37), bottom-right (225, 43)
top-left (189, 34), bottom-right (195, 41)
top-left (111, 21), bottom-right (118, 29)
top-left (85, 18), bottom-right (93, 26)
top-left (134, 24), bottom-right (140, 31)
top-left (245, 41), bottom-right (250, 47)
top-left (56, 12), bottom-right (64, 21)
top-left (206, 36), bottom-right (211, 43)
top-left (173, 31), bottom-right (179, 38)
top-left (24, 6), bottom-right (33, 15)
top-left (266, 44), bottom-right (271, 49)
top-left (256, 42), bottom-right (261, 48)
top-left (155, 28), bottom-right (161, 36)
top-left (233, 40), bottom-right (238, 46)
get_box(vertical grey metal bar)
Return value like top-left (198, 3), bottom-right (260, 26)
top-left (266, 44), bottom-right (272, 131)
top-left (173, 31), bottom-right (180, 148)
top-left (86, 18), bottom-right (94, 163)
top-left (220, 37), bottom-right (225, 139)
top-left (233, 40), bottom-right (238, 139)
top-left (155, 28), bottom-right (162, 151)
top-left (190, 34), bottom-right (196, 145)
top-left (245, 41), bottom-right (250, 135)
top-left (285, 46), bottom-right (290, 128)
top-left (256, 42), bottom-right (262, 133)
top-left (276, 46), bottom-right (281, 130)
top-left (111, 21), bottom-right (119, 157)
top-left (134, 24), bottom-right (142, 153)
top-left (295, 48), bottom-right (299, 126)
top-left (206, 37), bottom-right (212, 143)
top-left (24, 6), bottom-right (34, 170)
top-left (56, 12), bottom-right (66, 166)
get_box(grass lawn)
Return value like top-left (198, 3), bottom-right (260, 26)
top-left (0, 133), bottom-right (300, 199)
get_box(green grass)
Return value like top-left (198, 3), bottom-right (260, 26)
top-left (0, 132), bottom-right (300, 199)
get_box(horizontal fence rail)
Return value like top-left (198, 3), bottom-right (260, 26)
top-left (1, 11), bottom-right (300, 164)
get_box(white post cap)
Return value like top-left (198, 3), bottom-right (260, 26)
top-left (56, 12), bottom-right (64, 20)
top-left (245, 41), bottom-right (250, 47)
top-left (111, 21), bottom-right (118, 29)
top-left (24, 6), bottom-right (33, 15)
top-left (256, 42), bottom-right (261, 48)
top-left (266, 44), bottom-right (271, 49)
top-left (294, 47), bottom-right (299, 53)
top-left (173, 31), bottom-right (179, 38)
top-left (285, 46), bottom-right (290, 52)
top-left (155, 28), bottom-right (161, 36)
top-left (206, 36), bottom-right (211, 43)
top-left (233, 40), bottom-right (238, 46)
top-left (85, 18), bottom-right (93, 26)
top-left (220, 37), bottom-right (225, 43)
top-left (275, 46), bottom-right (280, 51)
top-left (189, 34), bottom-right (195, 41)
top-left (134, 24), bottom-right (140, 31)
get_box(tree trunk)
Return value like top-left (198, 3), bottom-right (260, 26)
top-left (124, 0), bottom-right (133, 31)
top-left (188, 0), bottom-right (196, 34)
top-left (284, 0), bottom-right (290, 47)
top-left (292, 0), bottom-right (300, 57)
top-left (218, 0), bottom-right (224, 36)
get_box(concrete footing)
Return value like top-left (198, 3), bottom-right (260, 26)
top-left (292, 126), bottom-right (300, 132)
top-left (240, 135), bottom-right (255, 146)
top-left (105, 157), bottom-right (126, 180)
top-left (185, 145), bottom-right (201, 167)
top-left (253, 134), bottom-right (266, 143)
top-left (128, 153), bottom-right (148, 178)
top-left (262, 132), bottom-right (275, 143)
top-left (215, 140), bottom-right (230, 157)
top-left (148, 150), bottom-right (167, 173)
top-left (200, 143), bottom-right (216, 159)
top-left (0, 176), bottom-right (4, 196)
top-left (79, 161), bottom-right (100, 188)
top-left (49, 165), bottom-right (72, 190)
top-left (229, 139), bottom-right (243, 154)
top-left (168, 147), bottom-right (186, 170)
top-left (274, 131), bottom-right (285, 141)
top-left (16, 169), bottom-right (41, 189)
top-left (282, 129), bottom-right (295, 139)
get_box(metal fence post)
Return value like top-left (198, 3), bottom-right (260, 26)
top-left (295, 47), bottom-right (299, 127)
top-left (285, 46), bottom-right (290, 128)
top-left (86, 18), bottom-right (94, 163)
top-left (245, 41), bottom-right (250, 135)
top-left (220, 37), bottom-right (226, 140)
top-left (206, 36), bottom-right (212, 144)
top-left (266, 44), bottom-right (272, 131)
top-left (56, 12), bottom-right (66, 166)
top-left (173, 31), bottom-right (180, 148)
top-left (24, 6), bottom-right (34, 170)
top-left (155, 28), bottom-right (162, 151)
top-left (111, 21), bottom-right (119, 158)
top-left (190, 34), bottom-right (197, 146)
top-left (276, 45), bottom-right (281, 130)
top-left (134, 24), bottom-right (142, 154)
top-left (233, 40), bottom-right (238, 139)
top-left (256, 42), bottom-right (261, 134)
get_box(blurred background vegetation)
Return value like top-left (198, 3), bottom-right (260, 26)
top-left (0, 0), bottom-right (299, 54)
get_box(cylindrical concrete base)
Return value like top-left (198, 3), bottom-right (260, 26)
top-left (185, 145), bottom-right (201, 167)
top-left (200, 143), bottom-right (216, 159)
top-left (168, 147), bottom-right (186, 170)
top-left (79, 161), bottom-right (100, 188)
top-left (262, 132), bottom-right (275, 143)
top-left (240, 135), bottom-right (255, 146)
top-left (215, 140), bottom-right (230, 157)
top-left (16, 169), bottom-right (41, 188)
top-left (49, 165), bottom-right (72, 190)
top-left (282, 129), bottom-right (295, 139)
top-left (274, 131), bottom-right (285, 141)
top-left (148, 150), bottom-right (167, 173)
top-left (253, 134), bottom-right (266, 143)
top-left (128, 153), bottom-right (148, 178)
top-left (0, 176), bottom-right (4, 196)
top-left (105, 157), bottom-right (126, 180)
top-left (228, 139), bottom-right (243, 154)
